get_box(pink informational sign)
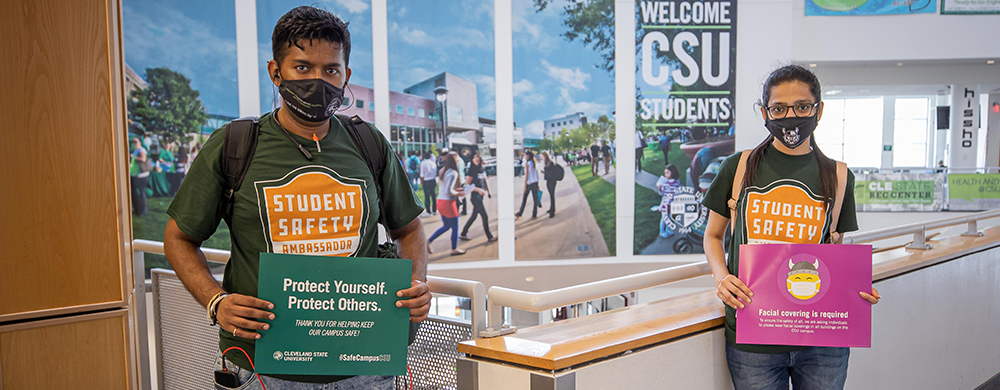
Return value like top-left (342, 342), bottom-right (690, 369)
top-left (736, 244), bottom-right (873, 348)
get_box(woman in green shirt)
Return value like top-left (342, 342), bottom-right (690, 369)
top-left (701, 65), bottom-right (881, 390)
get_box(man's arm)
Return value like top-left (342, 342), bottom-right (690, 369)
top-left (390, 218), bottom-right (431, 322)
top-left (164, 218), bottom-right (274, 339)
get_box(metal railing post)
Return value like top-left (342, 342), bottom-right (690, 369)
top-left (963, 219), bottom-right (984, 237)
top-left (480, 299), bottom-right (516, 338)
top-left (132, 249), bottom-right (151, 390)
top-left (906, 227), bottom-right (933, 250)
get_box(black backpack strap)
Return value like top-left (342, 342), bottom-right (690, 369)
top-left (220, 116), bottom-right (260, 222)
top-left (336, 114), bottom-right (388, 226)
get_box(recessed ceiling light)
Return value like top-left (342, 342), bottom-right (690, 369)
top-left (826, 90), bottom-right (842, 95)
top-left (896, 63), bottom-right (903, 66)
top-left (989, 60), bottom-right (996, 64)
top-left (525, 276), bottom-right (535, 282)
top-left (809, 64), bottom-right (817, 68)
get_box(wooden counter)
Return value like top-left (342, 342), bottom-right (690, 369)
top-left (458, 225), bottom-right (1000, 371)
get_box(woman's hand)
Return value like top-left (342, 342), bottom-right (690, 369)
top-left (860, 287), bottom-right (880, 305)
top-left (716, 274), bottom-right (753, 310)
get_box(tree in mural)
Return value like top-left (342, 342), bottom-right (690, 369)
top-left (539, 115), bottom-right (616, 153)
top-left (128, 67), bottom-right (208, 144)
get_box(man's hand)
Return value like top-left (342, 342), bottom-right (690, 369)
top-left (396, 280), bottom-right (431, 322)
top-left (216, 294), bottom-right (275, 340)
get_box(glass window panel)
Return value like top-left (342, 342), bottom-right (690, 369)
top-left (893, 119), bottom-right (927, 144)
top-left (893, 143), bottom-right (926, 167)
top-left (817, 142), bottom-right (844, 161)
top-left (842, 143), bottom-right (881, 167)
top-left (821, 99), bottom-right (845, 123)
top-left (895, 98), bottom-right (928, 119)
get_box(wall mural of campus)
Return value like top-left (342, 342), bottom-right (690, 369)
top-left (388, 0), bottom-right (499, 262)
top-left (123, 0), bottom-right (240, 273)
top-left (633, 0), bottom-right (738, 255)
top-left (512, 0), bottom-right (617, 260)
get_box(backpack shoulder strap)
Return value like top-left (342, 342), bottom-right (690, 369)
top-left (220, 116), bottom-right (260, 221)
top-left (336, 114), bottom-right (388, 225)
top-left (828, 161), bottom-right (849, 243)
top-left (728, 150), bottom-right (752, 234)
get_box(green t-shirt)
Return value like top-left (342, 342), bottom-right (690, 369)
top-left (701, 144), bottom-right (858, 354)
top-left (167, 111), bottom-right (423, 383)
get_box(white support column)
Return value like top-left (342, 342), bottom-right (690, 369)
top-left (615, 0), bottom-right (636, 258)
top-left (495, 0), bottom-right (516, 263)
top-left (371, 0), bottom-right (390, 137)
top-left (882, 97), bottom-right (895, 170)
top-left (949, 84), bottom-right (980, 169)
top-left (235, 0), bottom-right (261, 117)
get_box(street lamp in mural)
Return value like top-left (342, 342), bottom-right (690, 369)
top-left (434, 86), bottom-right (449, 149)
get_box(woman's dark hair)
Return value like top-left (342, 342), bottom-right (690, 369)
top-left (742, 65), bottom-right (837, 205)
top-left (665, 164), bottom-right (680, 180)
top-left (438, 152), bottom-right (459, 181)
top-left (272, 6), bottom-right (351, 67)
top-left (524, 149), bottom-right (535, 162)
top-left (471, 153), bottom-right (484, 167)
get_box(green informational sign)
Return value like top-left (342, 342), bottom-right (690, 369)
top-left (948, 174), bottom-right (1000, 211)
top-left (254, 253), bottom-right (412, 376)
top-left (855, 180), bottom-right (935, 205)
top-left (852, 173), bottom-right (945, 211)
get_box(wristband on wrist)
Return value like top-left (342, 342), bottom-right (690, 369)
top-left (206, 291), bottom-right (228, 326)
top-left (716, 274), bottom-right (734, 289)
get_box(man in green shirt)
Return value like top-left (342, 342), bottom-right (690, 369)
top-left (163, 6), bottom-right (428, 388)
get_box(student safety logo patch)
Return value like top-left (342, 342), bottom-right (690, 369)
top-left (741, 180), bottom-right (828, 245)
top-left (255, 166), bottom-right (371, 256)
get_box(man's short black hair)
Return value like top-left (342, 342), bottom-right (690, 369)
top-left (272, 6), bottom-right (351, 67)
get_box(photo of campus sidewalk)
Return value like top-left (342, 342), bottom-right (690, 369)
top-left (422, 176), bottom-right (499, 263)
top-left (514, 158), bottom-right (616, 260)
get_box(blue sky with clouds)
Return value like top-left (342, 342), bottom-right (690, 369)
top-left (257, 0), bottom-right (374, 114)
top-left (512, 0), bottom-right (615, 139)
top-left (122, 0), bottom-right (239, 117)
top-left (387, 0), bottom-right (496, 120)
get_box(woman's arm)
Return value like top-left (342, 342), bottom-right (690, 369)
top-left (704, 211), bottom-right (752, 310)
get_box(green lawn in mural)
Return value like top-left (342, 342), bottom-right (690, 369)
top-left (571, 164), bottom-right (616, 255)
top-left (132, 197), bottom-right (230, 275)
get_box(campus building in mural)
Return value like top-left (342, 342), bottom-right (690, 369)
top-left (543, 112), bottom-right (587, 139)
top-left (340, 72), bottom-right (497, 160)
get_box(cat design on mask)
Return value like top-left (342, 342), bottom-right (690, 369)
top-left (765, 115), bottom-right (817, 149)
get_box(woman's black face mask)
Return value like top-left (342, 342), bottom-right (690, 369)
top-left (765, 115), bottom-right (817, 149)
top-left (276, 72), bottom-right (345, 123)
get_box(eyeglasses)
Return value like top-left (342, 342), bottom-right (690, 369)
top-left (764, 102), bottom-right (820, 119)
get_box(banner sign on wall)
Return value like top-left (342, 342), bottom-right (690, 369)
top-left (736, 244), bottom-right (873, 348)
top-left (806, 0), bottom-right (937, 15)
top-left (254, 253), bottom-right (412, 376)
top-left (634, 0), bottom-right (737, 256)
top-left (942, 0), bottom-right (1000, 14)
top-left (853, 173), bottom-right (945, 211)
top-left (949, 85), bottom-right (981, 169)
top-left (948, 173), bottom-right (1000, 210)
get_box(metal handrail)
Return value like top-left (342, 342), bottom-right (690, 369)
top-left (482, 208), bottom-right (1000, 337)
top-left (133, 239), bottom-right (231, 263)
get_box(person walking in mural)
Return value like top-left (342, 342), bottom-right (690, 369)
top-left (700, 65), bottom-right (880, 390)
top-left (635, 129), bottom-right (645, 172)
top-left (590, 141), bottom-right (601, 176)
top-left (419, 151), bottom-right (438, 217)
top-left (659, 130), bottom-right (672, 166)
top-left (541, 152), bottom-right (562, 219)
top-left (459, 154), bottom-right (495, 242)
top-left (407, 151), bottom-right (421, 192)
top-left (655, 164), bottom-right (681, 238)
top-left (515, 149), bottom-right (541, 219)
top-left (130, 136), bottom-right (151, 215)
top-left (601, 140), bottom-right (612, 175)
top-left (428, 152), bottom-right (467, 256)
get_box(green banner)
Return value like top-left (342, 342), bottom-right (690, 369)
top-left (855, 180), bottom-right (935, 205)
top-left (254, 253), bottom-right (412, 376)
top-left (948, 173), bottom-right (1000, 211)
top-left (852, 173), bottom-right (945, 211)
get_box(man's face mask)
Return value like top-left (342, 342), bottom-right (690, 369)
top-left (765, 115), bottom-right (817, 149)
top-left (276, 72), bottom-right (344, 123)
